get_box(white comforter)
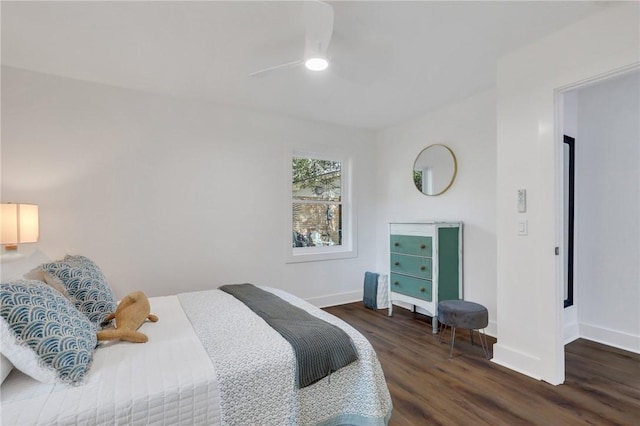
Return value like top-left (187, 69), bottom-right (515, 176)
top-left (1, 295), bottom-right (220, 425)
top-left (179, 287), bottom-right (392, 426)
top-left (1, 288), bottom-right (392, 425)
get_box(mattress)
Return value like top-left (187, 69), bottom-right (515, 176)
top-left (0, 295), bottom-right (220, 425)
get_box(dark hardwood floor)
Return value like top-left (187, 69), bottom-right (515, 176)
top-left (324, 302), bottom-right (640, 426)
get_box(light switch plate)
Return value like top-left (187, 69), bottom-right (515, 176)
top-left (517, 189), bottom-right (527, 213)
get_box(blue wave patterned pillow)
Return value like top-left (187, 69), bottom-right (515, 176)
top-left (39, 255), bottom-right (117, 328)
top-left (0, 280), bottom-right (97, 384)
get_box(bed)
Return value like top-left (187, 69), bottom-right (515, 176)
top-left (0, 253), bottom-right (393, 425)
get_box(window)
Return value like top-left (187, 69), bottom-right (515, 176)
top-left (287, 152), bottom-right (356, 262)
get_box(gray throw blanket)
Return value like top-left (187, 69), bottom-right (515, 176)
top-left (363, 271), bottom-right (379, 309)
top-left (219, 283), bottom-right (359, 388)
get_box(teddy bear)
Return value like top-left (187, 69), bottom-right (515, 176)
top-left (97, 291), bottom-right (158, 343)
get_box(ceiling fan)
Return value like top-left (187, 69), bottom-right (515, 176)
top-left (249, 0), bottom-right (334, 77)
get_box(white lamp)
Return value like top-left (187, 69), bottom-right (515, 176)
top-left (1, 203), bottom-right (39, 259)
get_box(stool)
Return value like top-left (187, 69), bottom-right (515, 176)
top-left (437, 300), bottom-right (489, 358)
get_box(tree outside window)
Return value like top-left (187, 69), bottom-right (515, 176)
top-left (292, 157), bottom-right (342, 248)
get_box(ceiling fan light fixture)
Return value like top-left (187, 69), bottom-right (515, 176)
top-left (305, 56), bottom-right (329, 71)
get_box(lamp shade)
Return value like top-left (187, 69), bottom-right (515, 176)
top-left (1, 204), bottom-right (39, 245)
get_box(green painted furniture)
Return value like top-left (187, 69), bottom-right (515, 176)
top-left (388, 222), bottom-right (463, 333)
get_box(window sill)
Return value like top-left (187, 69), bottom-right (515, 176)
top-left (286, 246), bottom-right (357, 263)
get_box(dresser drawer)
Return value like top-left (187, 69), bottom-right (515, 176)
top-left (390, 273), bottom-right (432, 301)
top-left (390, 235), bottom-right (432, 257)
top-left (390, 253), bottom-right (432, 279)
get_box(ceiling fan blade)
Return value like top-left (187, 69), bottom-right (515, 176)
top-left (304, 0), bottom-right (334, 57)
top-left (248, 59), bottom-right (304, 77)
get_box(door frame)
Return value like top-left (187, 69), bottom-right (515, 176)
top-left (553, 63), bottom-right (639, 370)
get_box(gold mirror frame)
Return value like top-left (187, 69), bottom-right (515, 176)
top-left (413, 144), bottom-right (458, 196)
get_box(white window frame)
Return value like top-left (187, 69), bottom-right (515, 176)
top-left (286, 150), bottom-right (357, 263)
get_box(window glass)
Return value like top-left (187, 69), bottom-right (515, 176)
top-left (292, 203), bottom-right (342, 247)
top-left (292, 158), bottom-right (341, 201)
top-left (292, 157), bottom-right (342, 248)
top-left (288, 153), bottom-right (355, 262)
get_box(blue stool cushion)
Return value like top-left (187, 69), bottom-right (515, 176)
top-left (438, 300), bottom-right (488, 329)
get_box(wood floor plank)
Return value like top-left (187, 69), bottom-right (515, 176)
top-left (324, 302), bottom-right (640, 425)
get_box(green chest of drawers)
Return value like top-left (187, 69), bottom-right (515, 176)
top-left (388, 222), bottom-right (463, 333)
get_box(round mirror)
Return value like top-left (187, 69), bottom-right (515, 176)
top-left (413, 144), bottom-right (457, 196)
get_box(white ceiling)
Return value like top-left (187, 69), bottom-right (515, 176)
top-left (1, 1), bottom-right (612, 130)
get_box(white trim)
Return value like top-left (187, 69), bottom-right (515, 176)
top-left (305, 290), bottom-right (362, 309)
top-left (555, 62), bottom-right (640, 93)
top-left (579, 323), bottom-right (640, 354)
top-left (553, 62), bottom-right (640, 381)
top-left (564, 323), bottom-right (580, 345)
top-left (563, 304), bottom-right (580, 345)
top-left (492, 344), bottom-right (544, 382)
top-left (553, 88), bottom-right (567, 385)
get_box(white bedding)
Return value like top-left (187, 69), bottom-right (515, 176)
top-left (1, 288), bottom-right (392, 425)
top-left (179, 287), bottom-right (392, 426)
top-left (0, 295), bottom-right (220, 425)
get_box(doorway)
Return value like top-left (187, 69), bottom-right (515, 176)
top-left (558, 68), bottom-right (640, 352)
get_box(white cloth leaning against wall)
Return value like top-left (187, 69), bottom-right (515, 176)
top-left (376, 275), bottom-right (390, 309)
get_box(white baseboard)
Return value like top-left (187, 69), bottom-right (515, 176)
top-left (564, 322), bottom-right (580, 345)
top-left (579, 323), bottom-right (640, 354)
top-left (491, 343), bottom-right (543, 382)
top-left (485, 320), bottom-right (497, 338)
top-left (306, 290), bottom-right (362, 308)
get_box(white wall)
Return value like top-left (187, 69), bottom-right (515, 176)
top-left (494, 2), bottom-right (639, 384)
top-left (374, 89), bottom-right (498, 336)
top-left (1, 66), bottom-right (378, 305)
top-left (574, 71), bottom-right (639, 352)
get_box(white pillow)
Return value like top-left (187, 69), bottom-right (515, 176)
top-left (0, 353), bottom-right (13, 384)
top-left (1, 250), bottom-right (51, 384)
top-left (0, 280), bottom-right (98, 384)
top-left (0, 317), bottom-right (57, 383)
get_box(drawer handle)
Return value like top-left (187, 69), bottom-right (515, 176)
top-left (420, 244), bottom-right (426, 249)
top-left (394, 261), bottom-right (400, 266)
top-left (419, 287), bottom-right (426, 292)
top-left (394, 242), bottom-right (400, 247)
top-left (420, 265), bottom-right (426, 270)
top-left (394, 281), bottom-right (399, 285)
